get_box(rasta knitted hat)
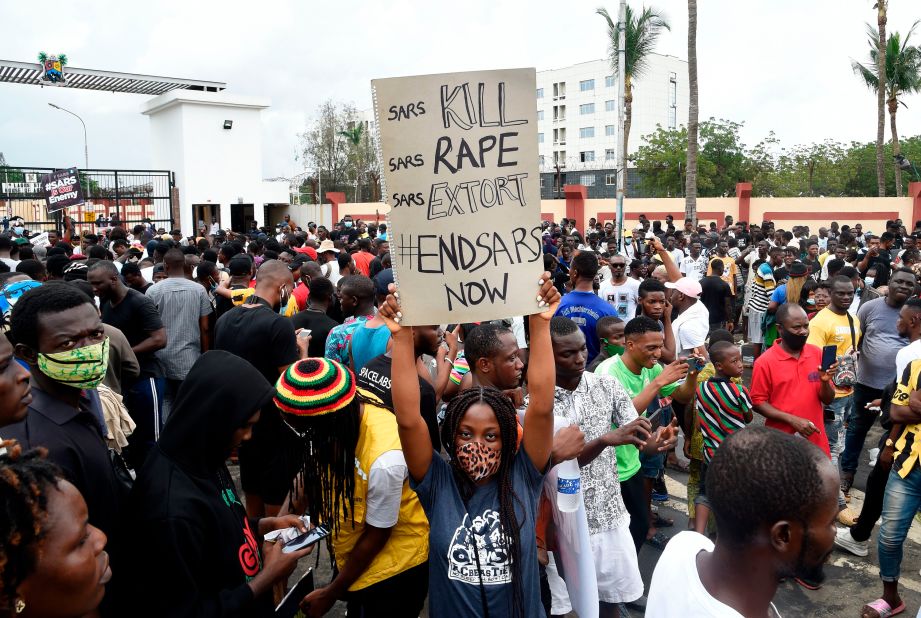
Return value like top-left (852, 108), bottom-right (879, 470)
top-left (274, 358), bottom-right (357, 417)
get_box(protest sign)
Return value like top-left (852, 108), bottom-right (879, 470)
top-left (372, 68), bottom-right (543, 325)
top-left (41, 168), bottom-right (84, 215)
top-left (30, 231), bottom-right (51, 249)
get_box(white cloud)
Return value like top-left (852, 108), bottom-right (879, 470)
top-left (2, 0), bottom-right (920, 176)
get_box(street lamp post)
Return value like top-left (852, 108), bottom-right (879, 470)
top-left (48, 103), bottom-right (88, 169)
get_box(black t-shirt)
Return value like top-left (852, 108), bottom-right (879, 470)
top-left (859, 251), bottom-right (893, 286)
top-left (356, 354), bottom-right (441, 452)
top-left (101, 289), bottom-right (164, 377)
top-left (803, 257), bottom-right (821, 278)
top-left (331, 228), bottom-right (359, 244)
top-left (369, 256), bottom-right (384, 279)
top-left (699, 275), bottom-right (732, 323)
top-left (214, 298), bottom-right (300, 445)
top-left (291, 309), bottom-right (339, 358)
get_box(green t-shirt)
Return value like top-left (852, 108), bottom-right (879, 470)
top-left (594, 355), bottom-right (679, 481)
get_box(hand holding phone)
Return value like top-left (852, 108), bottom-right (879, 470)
top-left (821, 345), bottom-right (837, 372)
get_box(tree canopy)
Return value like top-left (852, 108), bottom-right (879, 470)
top-left (632, 117), bottom-right (921, 198)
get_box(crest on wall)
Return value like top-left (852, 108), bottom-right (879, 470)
top-left (37, 52), bottom-right (67, 84)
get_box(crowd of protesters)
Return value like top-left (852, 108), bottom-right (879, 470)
top-left (0, 210), bottom-right (918, 617)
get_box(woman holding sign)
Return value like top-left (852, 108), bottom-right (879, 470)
top-left (382, 272), bottom-right (559, 618)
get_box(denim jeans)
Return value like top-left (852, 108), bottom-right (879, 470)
top-left (825, 394), bottom-right (852, 468)
top-left (841, 383), bottom-right (884, 475)
top-left (878, 466), bottom-right (921, 582)
top-left (826, 395), bottom-right (853, 508)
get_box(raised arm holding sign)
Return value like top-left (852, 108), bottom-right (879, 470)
top-left (372, 68), bottom-right (544, 325)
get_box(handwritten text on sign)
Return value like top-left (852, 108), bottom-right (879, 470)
top-left (373, 68), bottom-right (543, 325)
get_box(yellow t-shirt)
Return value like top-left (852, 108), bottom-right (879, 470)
top-left (891, 360), bottom-right (921, 478)
top-left (806, 307), bottom-right (861, 398)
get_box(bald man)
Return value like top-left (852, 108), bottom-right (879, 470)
top-left (214, 259), bottom-right (303, 518)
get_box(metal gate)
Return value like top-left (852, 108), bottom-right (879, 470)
top-left (0, 166), bottom-right (174, 232)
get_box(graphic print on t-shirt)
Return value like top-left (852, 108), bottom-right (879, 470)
top-left (606, 292), bottom-right (630, 319)
top-left (448, 510), bottom-right (511, 585)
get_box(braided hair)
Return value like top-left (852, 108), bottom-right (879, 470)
top-left (0, 446), bottom-right (62, 612)
top-left (441, 387), bottom-right (526, 618)
top-left (285, 399), bottom-right (361, 535)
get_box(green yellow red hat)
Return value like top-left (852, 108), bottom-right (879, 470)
top-left (274, 358), bottom-right (356, 416)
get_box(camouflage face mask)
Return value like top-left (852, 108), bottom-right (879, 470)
top-left (38, 338), bottom-right (109, 389)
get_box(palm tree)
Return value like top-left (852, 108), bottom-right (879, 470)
top-left (338, 124), bottom-right (365, 202)
top-left (853, 23), bottom-right (921, 197)
top-left (685, 0), bottom-right (699, 225)
top-left (875, 1), bottom-right (888, 197)
top-left (598, 4), bottom-right (671, 197)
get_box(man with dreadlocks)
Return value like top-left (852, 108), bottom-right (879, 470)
top-left (384, 272), bottom-right (560, 617)
top-left (275, 358), bottom-right (429, 618)
top-left (0, 446), bottom-right (112, 617)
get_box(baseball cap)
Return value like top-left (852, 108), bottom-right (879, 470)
top-left (664, 277), bottom-right (702, 298)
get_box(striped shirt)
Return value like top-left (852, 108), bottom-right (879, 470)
top-left (449, 352), bottom-right (471, 385)
top-left (748, 262), bottom-right (776, 313)
top-left (145, 277), bottom-right (213, 381)
top-left (697, 377), bottom-right (754, 463)
top-left (891, 360), bottom-right (921, 478)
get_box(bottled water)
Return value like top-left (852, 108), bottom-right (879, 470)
top-left (557, 458), bottom-right (581, 513)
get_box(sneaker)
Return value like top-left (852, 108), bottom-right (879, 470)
top-left (834, 527), bottom-right (869, 557)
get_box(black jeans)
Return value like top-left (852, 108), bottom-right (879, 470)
top-left (841, 383), bottom-right (884, 475)
top-left (851, 432), bottom-right (892, 542)
top-left (620, 472), bottom-right (648, 554)
top-left (345, 561), bottom-right (428, 618)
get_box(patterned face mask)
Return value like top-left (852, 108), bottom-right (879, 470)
top-left (456, 441), bottom-right (501, 482)
top-left (38, 338), bottom-right (109, 389)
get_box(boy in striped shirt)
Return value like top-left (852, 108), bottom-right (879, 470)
top-left (694, 340), bottom-right (754, 535)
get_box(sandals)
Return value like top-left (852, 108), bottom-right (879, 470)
top-left (653, 514), bottom-right (674, 528)
top-left (645, 531), bottom-right (670, 550)
top-left (861, 598), bottom-right (906, 618)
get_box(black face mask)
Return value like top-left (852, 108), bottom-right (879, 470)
top-left (779, 326), bottom-right (808, 351)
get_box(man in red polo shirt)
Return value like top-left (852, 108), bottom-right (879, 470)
top-left (750, 303), bottom-right (837, 458)
top-left (351, 238), bottom-right (375, 277)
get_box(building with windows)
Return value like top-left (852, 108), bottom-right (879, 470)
top-left (536, 55), bottom-right (689, 198)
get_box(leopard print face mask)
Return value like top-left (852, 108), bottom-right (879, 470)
top-left (456, 441), bottom-right (501, 482)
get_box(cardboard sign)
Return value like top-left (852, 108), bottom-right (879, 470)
top-left (41, 168), bottom-right (84, 215)
top-left (372, 68), bottom-right (543, 325)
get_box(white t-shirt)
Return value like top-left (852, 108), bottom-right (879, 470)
top-left (669, 248), bottom-right (685, 268)
top-left (365, 449), bottom-right (408, 528)
top-left (681, 255), bottom-right (709, 282)
top-left (896, 339), bottom-right (921, 382)
top-left (510, 316), bottom-right (528, 349)
top-left (672, 301), bottom-right (710, 357)
top-left (597, 277), bottom-right (640, 321)
top-left (648, 531), bottom-right (764, 618)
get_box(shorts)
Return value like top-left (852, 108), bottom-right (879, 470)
top-left (693, 461), bottom-right (711, 509)
top-left (747, 309), bottom-right (765, 344)
top-left (546, 524), bottom-right (644, 608)
top-left (640, 451), bottom-right (665, 479)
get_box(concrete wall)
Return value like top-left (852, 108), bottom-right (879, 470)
top-left (319, 181), bottom-right (921, 237)
top-left (142, 91), bottom-right (271, 235)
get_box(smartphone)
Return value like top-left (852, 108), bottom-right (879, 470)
top-left (275, 568), bottom-right (314, 617)
top-left (283, 523), bottom-right (330, 554)
top-left (821, 345), bottom-right (837, 372)
top-left (685, 356), bottom-right (706, 372)
top-left (297, 329), bottom-right (312, 340)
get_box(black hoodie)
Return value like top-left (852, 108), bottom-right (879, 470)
top-left (122, 351), bottom-right (277, 617)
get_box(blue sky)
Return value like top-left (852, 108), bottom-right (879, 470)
top-left (2, 0), bottom-right (919, 177)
